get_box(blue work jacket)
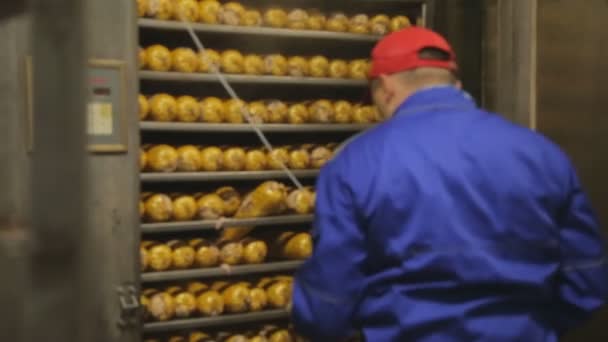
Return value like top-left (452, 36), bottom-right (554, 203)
top-left (291, 86), bottom-right (608, 341)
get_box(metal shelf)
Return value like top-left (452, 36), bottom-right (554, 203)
top-left (140, 170), bottom-right (319, 183)
top-left (139, 18), bottom-right (380, 43)
top-left (141, 215), bottom-right (314, 234)
top-left (140, 121), bottom-right (373, 133)
top-left (143, 310), bottom-right (289, 333)
top-left (139, 70), bottom-right (368, 87)
top-left (142, 261), bottom-right (303, 283)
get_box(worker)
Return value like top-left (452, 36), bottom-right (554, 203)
top-left (290, 27), bottom-right (608, 341)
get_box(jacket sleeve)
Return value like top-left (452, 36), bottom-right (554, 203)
top-left (291, 159), bottom-right (368, 341)
top-left (554, 167), bottom-right (608, 334)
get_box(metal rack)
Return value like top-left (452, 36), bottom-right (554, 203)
top-left (142, 261), bottom-right (304, 283)
top-left (143, 310), bottom-right (290, 333)
top-left (141, 215), bottom-right (313, 234)
top-left (140, 122), bottom-right (373, 133)
top-left (140, 170), bottom-right (320, 183)
top-left (138, 1), bottom-right (433, 337)
top-left (140, 18), bottom-right (381, 43)
top-left (139, 71), bottom-right (369, 86)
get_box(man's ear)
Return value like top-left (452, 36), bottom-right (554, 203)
top-left (378, 74), bottom-right (394, 101)
top-left (455, 80), bottom-right (463, 89)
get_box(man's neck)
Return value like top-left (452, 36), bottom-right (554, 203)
top-left (389, 83), bottom-right (457, 116)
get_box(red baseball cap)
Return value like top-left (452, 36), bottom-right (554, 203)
top-left (369, 27), bottom-right (457, 79)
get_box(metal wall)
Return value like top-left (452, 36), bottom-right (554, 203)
top-left (0, 9), bottom-right (30, 342)
top-left (0, 1), bottom-right (139, 341)
top-left (27, 0), bottom-right (91, 339)
top-left (0, 1), bottom-right (91, 341)
top-left (536, 1), bottom-right (608, 339)
top-left (537, 0), bottom-right (608, 227)
top-left (83, 0), bottom-right (140, 341)
top-left (484, 0), bottom-right (608, 339)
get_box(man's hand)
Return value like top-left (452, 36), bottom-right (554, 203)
top-left (290, 155), bottom-right (368, 341)
top-left (286, 300), bottom-right (293, 315)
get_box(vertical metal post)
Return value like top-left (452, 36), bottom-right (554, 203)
top-left (432, 0), bottom-right (484, 102)
top-left (27, 0), bottom-right (88, 341)
top-left (494, 0), bottom-right (537, 128)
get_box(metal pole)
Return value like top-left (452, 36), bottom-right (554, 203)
top-left (27, 0), bottom-right (88, 341)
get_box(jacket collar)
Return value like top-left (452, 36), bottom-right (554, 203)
top-left (394, 85), bottom-right (477, 115)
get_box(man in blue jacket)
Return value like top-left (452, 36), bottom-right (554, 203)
top-left (291, 27), bottom-right (608, 341)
